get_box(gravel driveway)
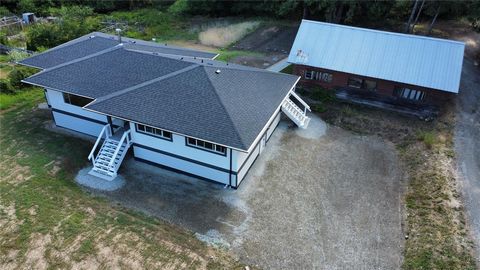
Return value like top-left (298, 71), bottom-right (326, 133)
top-left (456, 58), bottom-right (480, 260)
top-left (92, 116), bottom-right (405, 269)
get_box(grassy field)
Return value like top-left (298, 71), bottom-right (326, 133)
top-left (319, 100), bottom-right (476, 269)
top-left (0, 91), bottom-right (243, 268)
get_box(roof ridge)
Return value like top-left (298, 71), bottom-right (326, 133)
top-left (201, 66), bottom-right (247, 149)
top-left (89, 64), bottom-right (199, 105)
top-left (93, 32), bottom-right (219, 57)
top-left (302, 19), bottom-right (466, 46)
top-left (25, 45), bottom-right (123, 79)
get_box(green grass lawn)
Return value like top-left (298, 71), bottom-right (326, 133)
top-left (214, 49), bottom-right (264, 62)
top-left (0, 91), bottom-right (242, 268)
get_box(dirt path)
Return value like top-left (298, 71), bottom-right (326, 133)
top-left (455, 57), bottom-right (480, 259)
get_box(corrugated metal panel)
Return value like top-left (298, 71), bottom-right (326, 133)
top-left (288, 20), bottom-right (465, 93)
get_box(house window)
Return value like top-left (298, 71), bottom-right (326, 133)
top-left (62, 92), bottom-right (93, 107)
top-left (136, 124), bottom-right (172, 140)
top-left (348, 77), bottom-right (377, 90)
top-left (394, 87), bottom-right (426, 101)
top-left (304, 70), bottom-right (333, 83)
top-left (348, 77), bottom-right (363, 88)
top-left (186, 137), bottom-right (226, 155)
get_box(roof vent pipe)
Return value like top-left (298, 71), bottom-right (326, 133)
top-left (115, 28), bottom-right (122, 43)
top-left (215, 69), bottom-right (221, 74)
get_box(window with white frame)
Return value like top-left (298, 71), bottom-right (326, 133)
top-left (304, 70), bottom-right (333, 83)
top-left (394, 87), bottom-right (426, 101)
top-left (62, 92), bottom-right (93, 107)
top-left (186, 137), bottom-right (226, 155)
top-left (136, 124), bottom-right (172, 140)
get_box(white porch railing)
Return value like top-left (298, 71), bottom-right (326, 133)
top-left (88, 124), bottom-right (112, 164)
top-left (281, 91), bottom-right (311, 129)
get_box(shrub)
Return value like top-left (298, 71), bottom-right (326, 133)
top-left (417, 131), bottom-right (437, 149)
top-left (0, 79), bottom-right (13, 94)
top-left (26, 6), bottom-right (100, 51)
top-left (312, 103), bottom-right (327, 113)
top-left (7, 50), bottom-right (30, 62)
top-left (340, 105), bottom-right (357, 117)
top-left (168, 0), bottom-right (189, 15)
top-left (311, 86), bottom-right (335, 103)
top-left (8, 66), bottom-right (36, 89)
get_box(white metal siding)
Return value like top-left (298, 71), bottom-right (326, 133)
top-left (288, 20), bottom-right (465, 93)
top-left (52, 111), bottom-right (104, 136)
top-left (130, 122), bottom-right (231, 185)
top-left (46, 89), bottom-right (107, 136)
top-left (233, 112), bottom-right (281, 185)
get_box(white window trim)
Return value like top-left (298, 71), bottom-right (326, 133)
top-left (136, 124), bottom-right (172, 141)
top-left (186, 137), bottom-right (227, 156)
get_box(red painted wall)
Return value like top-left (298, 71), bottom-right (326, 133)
top-left (293, 64), bottom-right (455, 106)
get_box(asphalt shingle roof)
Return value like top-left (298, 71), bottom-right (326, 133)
top-left (85, 64), bottom-right (298, 150)
top-left (19, 36), bottom-right (119, 69)
top-left (24, 48), bottom-right (193, 98)
top-left (22, 42), bottom-right (299, 151)
top-left (19, 32), bottom-right (218, 69)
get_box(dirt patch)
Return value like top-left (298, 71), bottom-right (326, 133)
top-left (199, 21), bottom-right (260, 47)
top-left (232, 24), bottom-right (299, 54)
top-left (25, 233), bottom-right (52, 270)
top-left (229, 54), bottom-right (285, 68)
top-left (416, 20), bottom-right (480, 60)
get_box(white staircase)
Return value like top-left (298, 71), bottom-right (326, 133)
top-left (87, 124), bottom-right (132, 181)
top-left (281, 91), bottom-right (311, 129)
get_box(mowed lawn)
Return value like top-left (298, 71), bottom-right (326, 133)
top-left (0, 90), bottom-right (242, 269)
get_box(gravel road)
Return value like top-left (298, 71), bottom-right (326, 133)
top-left (455, 58), bottom-right (480, 259)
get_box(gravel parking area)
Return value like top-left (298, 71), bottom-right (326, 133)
top-left (90, 116), bottom-right (405, 269)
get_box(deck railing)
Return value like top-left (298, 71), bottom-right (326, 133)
top-left (88, 124), bottom-right (111, 163)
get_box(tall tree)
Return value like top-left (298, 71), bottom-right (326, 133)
top-left (427, 3), bottom-right (441, 35)
top-left (410, 0), bottom-right (425, 33)
top-left (404, 0), bottom-right (419, 33)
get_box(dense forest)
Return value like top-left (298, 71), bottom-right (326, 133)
top-left (2, 0), bottom-right (479, 26)
top-left (0, 0), bottom-right (479, 51)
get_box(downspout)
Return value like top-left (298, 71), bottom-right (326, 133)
top-left (229, 148), bottom-right (233, 187)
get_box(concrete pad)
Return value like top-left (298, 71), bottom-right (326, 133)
top-left (75, 167), bottom-right (125, 191)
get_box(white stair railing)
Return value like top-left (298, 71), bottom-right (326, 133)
top-left (281, 92), bottom-right (311, 129)
top-left (107, 130), bottom-right (131, 171)
top-left (88, 124), bottom-right (111, 165)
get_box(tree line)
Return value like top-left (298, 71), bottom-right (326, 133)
top-left (2, 0), bottom-right (478, 27)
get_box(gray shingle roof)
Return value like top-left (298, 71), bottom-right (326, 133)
top-left (18, 32), bottom-right (217, 69)
top-left (19, 36), bottom-right (119, 69)
top-left (22, 42), bottom-right (299, 151)
top-left (24, 48), bottom-right (193, 98)
top-left (85, 65), bottom-right (298, 150)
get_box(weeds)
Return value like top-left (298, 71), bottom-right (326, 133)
top-left (417, 131), bottom-right (437, 149)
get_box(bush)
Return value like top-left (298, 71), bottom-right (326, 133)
top-left (8, 66), bottom-right (36, 89)
top-left (311, 86), bottom-right (335, 103)
top-left (0, 79), bottom-right (13, 94)
top-left (168, 0), bottom-right (188, 15)
top-left (312, 103), bottom-right (327, 113)
top-left (7, 50), bottom-right (30, 62)
top-left (26, 6), bottom-right (100, 51)
top-left (417, 131), bottom-right (437, 149)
